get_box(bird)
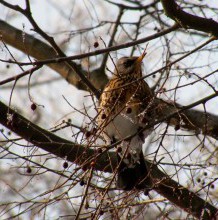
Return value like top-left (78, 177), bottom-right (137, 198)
top-left (97, 51), bottom-right (154, 190)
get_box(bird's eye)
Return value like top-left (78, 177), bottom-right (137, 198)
top-left (123, 59), bottom-right (134, 68)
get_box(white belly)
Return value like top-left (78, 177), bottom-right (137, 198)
top-left (101, 109), bottom-right (151, 166)
top-left (105, 112), bottom-right (138, 140)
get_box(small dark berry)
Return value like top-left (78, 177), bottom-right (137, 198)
top-left (99, 210), bottom-right (104, 216)
top-left (85, 131), bottom-right (91, 138)
top-left (82, 166), bottom-right (87, 171)
top-left (197, 178), bottom-right (201, 183)
top-left (67, 118), bottom-right (72, 123)
top-left (144, 189), bottom-right (150, 196)
top-left (80, 180), bottom-right (85, 186)
top-left (211, 184), bottom-right (215, 189)
top-left (101, 114), bottom-right (106, 119)
top-left (117, 147), bottom-right (122, 153)
top-left (26, 166), bottom-right (32, 173)
top-left (204, 172), bottom-right (207, 176)
top-left (63, 161), bottom-right (68, 169)
top-left (6, 64), bottom-right (10, 69)
top-left (94, 41), bottom-right (99, 48)
top-left (152, 74), bottom-right (156, 78)
top-left (31, 103), bottom-right (37, 111)
top-left (174, 124), bottom-right (180, 131)
top-left (126, 107), bottom-right (132, 114)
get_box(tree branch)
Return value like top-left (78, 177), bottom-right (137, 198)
top-left (0, 100), bottom-right (217, 219)
top-left (0, 21), bottom-right (179, 67)
top-left (160, 0), bottom-right (218, 37)
top-left (0, 19), bottom-right (107, 92)
top-left (155, 99), bottom-right (218, 141)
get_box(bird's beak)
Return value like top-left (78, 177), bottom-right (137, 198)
top-left (135, 49), bottom-right (147, 69)
top-left (136, 49), bottom-right (147, 64)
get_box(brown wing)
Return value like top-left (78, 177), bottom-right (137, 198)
top-left (97, 78), bottom-right (153, 126)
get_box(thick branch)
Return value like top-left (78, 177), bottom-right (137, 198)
top-left (161, 0), bottom-right (218, 37)
top-left (0, 20), bottom-right (179, 92)
top-left (0, 101), bottom-right (217, 219)
top-left (156, 99), bottom-right (218, 140)
top-left (0, 19), bottom-right (108, 91)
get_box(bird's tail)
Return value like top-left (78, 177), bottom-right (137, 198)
top-left (116, 151), bottom-right (150, 190)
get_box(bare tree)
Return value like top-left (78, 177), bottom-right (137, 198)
top-left (0, 0), bottom-right (218, 219)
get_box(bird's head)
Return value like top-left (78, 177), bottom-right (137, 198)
top-left (114, 50), bottom-right (146, 78)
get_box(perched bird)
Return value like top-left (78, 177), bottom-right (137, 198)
top-left (97, 51), bottom-right (154, 190)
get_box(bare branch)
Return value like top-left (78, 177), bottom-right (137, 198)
top-left (0, 20), bottom-right (107, 91)
top-left (0, 65), bottom-right (42, 86)
top-left (161, 0), bottom-right (218, 37)
top-left (0, 21), bottom-right (179, 67)
top-left (0, 100), bottom-right (217, 219)
top-left (155, 98), bottom-right (218, 141)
